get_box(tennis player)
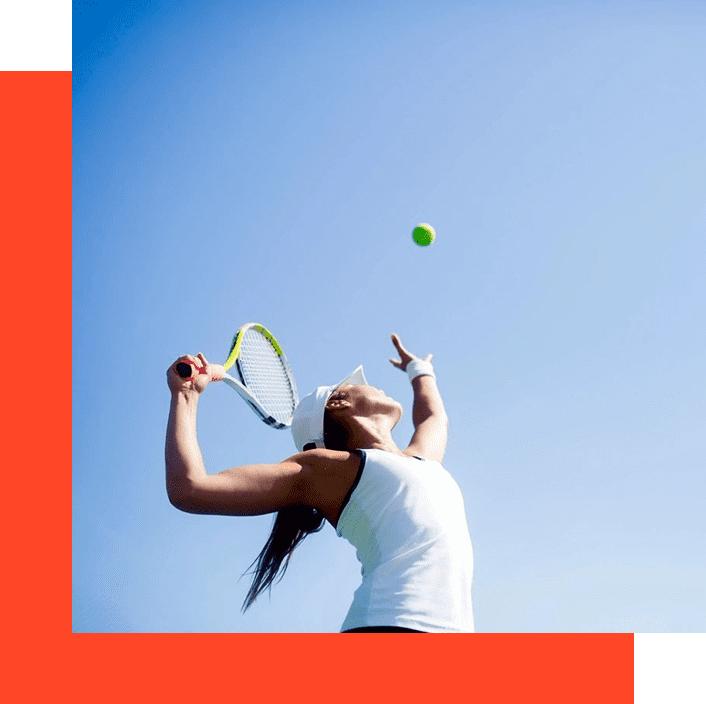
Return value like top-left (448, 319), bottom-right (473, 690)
top-left (165, 333), bottom-right (474, 632)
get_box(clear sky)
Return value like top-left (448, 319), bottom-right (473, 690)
top-left (72, 0), bottom-right (705, 633)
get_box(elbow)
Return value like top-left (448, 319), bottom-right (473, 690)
top-left (168, 492), bottom-right (190, 513)
top-left (167, 481), bottom-right (198, 513)
top-left (168, 489), bottom-right (189, 512)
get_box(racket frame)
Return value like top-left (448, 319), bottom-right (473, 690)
top-left (220, 323), bottom-right (298, 429)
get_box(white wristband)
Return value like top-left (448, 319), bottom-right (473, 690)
top-left (406, 359), bottom-right (435, 381)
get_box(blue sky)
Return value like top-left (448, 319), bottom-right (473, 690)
top-left (72, 0), bottom-right (705, 633)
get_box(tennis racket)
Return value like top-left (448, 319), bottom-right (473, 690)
top-left (175, 322), bottom-right (298, 429)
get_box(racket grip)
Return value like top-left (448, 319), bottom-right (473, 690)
top-left (175, 362), bottom-right (192, 378)
top-left (175, 361), bottom-right (226, 381)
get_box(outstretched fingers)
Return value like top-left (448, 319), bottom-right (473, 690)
top-left (389, 333), bottom-right (433, 370)
top-left (390, 333), bottom-right (414, 370)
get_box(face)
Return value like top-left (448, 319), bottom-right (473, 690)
top-left (328, 384), bottom-right (403, 424)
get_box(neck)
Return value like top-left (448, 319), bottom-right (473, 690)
top-left (345, 416), bottom-right (404, 455)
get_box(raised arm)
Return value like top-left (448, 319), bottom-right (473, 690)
top-left (390, 334), bottom-right (449, 462)
top-left (165, 354), bottom-right (309, 515)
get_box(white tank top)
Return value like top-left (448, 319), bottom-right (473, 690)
top-left (336, 449), bottom-right (474, 632)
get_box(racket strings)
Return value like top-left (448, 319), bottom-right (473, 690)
top-left (236, 329), bottom-right (298, 423)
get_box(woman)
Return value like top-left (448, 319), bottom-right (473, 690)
top-left (165, 333), bottom-right (474, 632)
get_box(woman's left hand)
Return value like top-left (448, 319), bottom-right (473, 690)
top-left (389, 333), bottom-right (432, 372)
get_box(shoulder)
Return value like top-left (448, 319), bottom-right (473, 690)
top-left (285, 448), bottom-right (362, 475)
top-left (283, 448), bottom-right (366, 524)
top-left (404, 420), bottom-right (448, 463)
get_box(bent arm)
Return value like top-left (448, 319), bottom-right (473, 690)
top-left (390, 334), bottom-right (449, 462)
top-left (165, 388), bottom-right (307, 515)
top-left (412, 374), bottom-right (447, 427)
top-left (407, 374), bottom-right (449, 462)
top-left (165, 388), bottom-right (207, 504)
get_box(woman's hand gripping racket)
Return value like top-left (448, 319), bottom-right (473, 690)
top-left (174, 323), bottom-right (298, 429)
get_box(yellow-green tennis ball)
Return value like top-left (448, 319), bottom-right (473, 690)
top-left (413, 223), bottom-right (435, 246)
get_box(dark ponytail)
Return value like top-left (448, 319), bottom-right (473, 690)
top-left (241, 504), bottom-right (325, 611)
top-left (241, 410), bottom-right (350, 611)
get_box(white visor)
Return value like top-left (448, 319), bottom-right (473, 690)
top-left (290, 365), bottom-right (368, 452)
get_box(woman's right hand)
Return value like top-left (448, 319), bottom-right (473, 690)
top-left (166, 353), bottom-right (214, 395)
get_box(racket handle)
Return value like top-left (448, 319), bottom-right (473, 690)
top-left (175, 362), bottom-right (192, 378)
top-left (175, 361), bottom-right (227, 381)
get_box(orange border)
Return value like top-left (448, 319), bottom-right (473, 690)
top-left (0, 70), bottom-right (71, 619)
top-left (0, 67), bottom-right (72, 691)
top-left (71, 634), bottom-right (632, 700)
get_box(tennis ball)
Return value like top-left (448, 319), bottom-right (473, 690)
top-left (412, 223), bottom-right (435, 246)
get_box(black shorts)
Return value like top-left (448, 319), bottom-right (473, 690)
top-left (343, 626), bottom-right (425, 633)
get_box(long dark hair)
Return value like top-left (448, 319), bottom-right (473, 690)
top-left (241, 409), bottom-right (349, 611)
